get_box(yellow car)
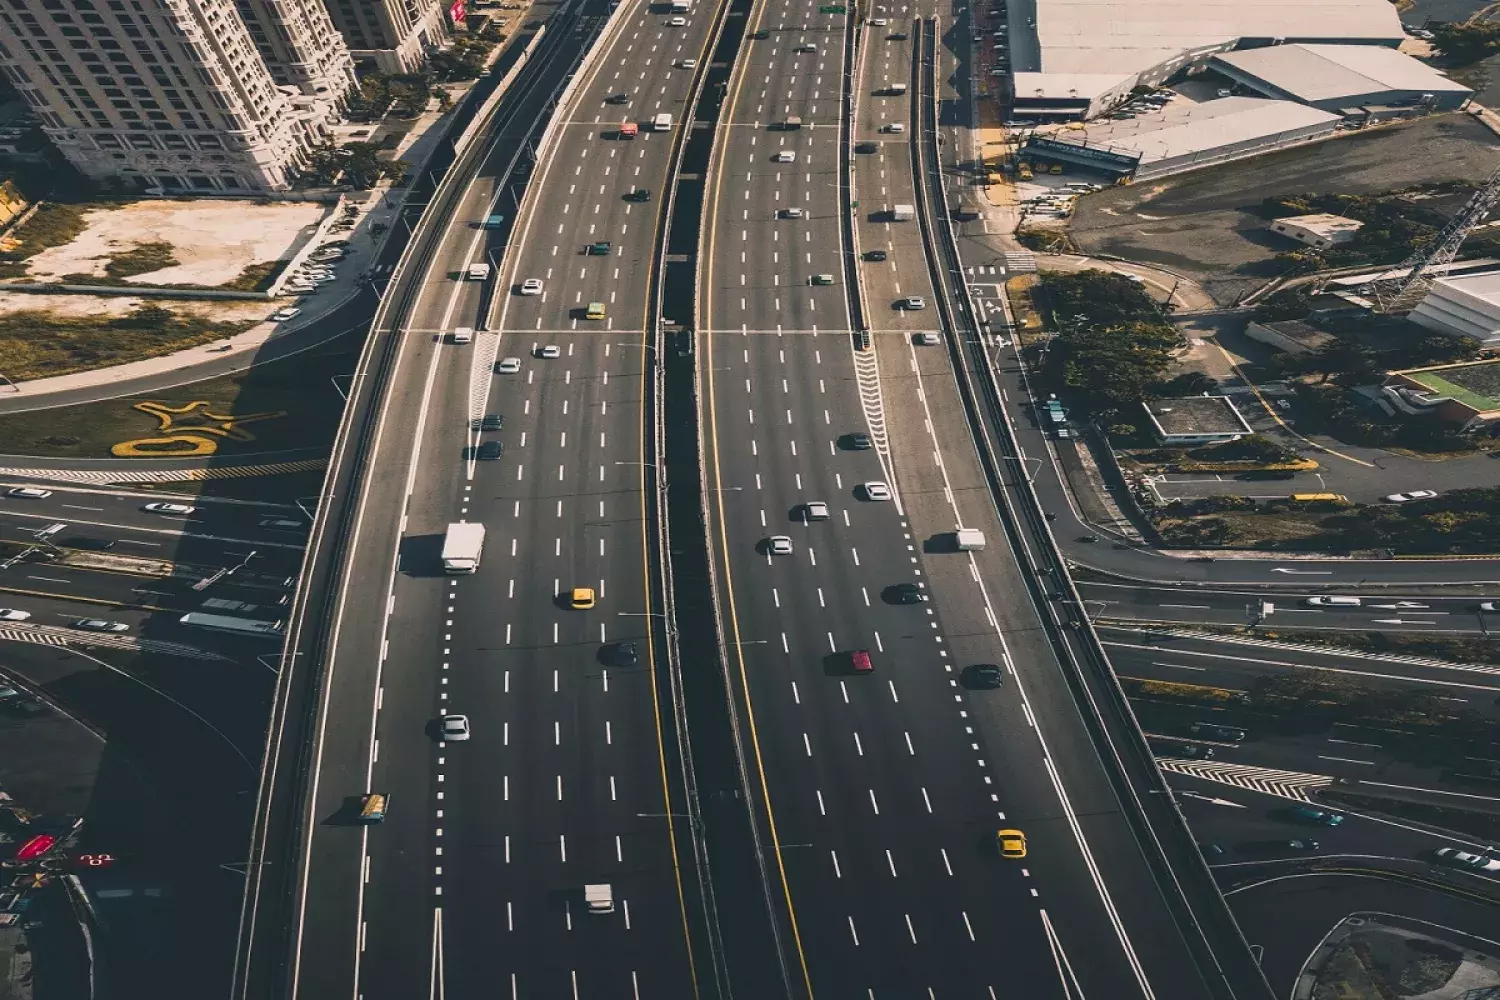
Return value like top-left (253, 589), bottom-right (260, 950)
top-left (996, 829), bottom-right (1027, 859)
top-left (570, 587), bottom-right (596, 610)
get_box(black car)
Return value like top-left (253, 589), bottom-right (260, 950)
top-left (751, 28), bottom-right (769, 38)
top-left (480, 413), bottom-right (503, 431)
top-left (888, 583), bottom-right (927, 605)
top-left (605, 92), bottom-right (629, 104)
top-left (847, 432), bottom-right (873, 450)
top-left (477, 441), bottom-right (504, 460)
top-left (855, 141), bottom-right (879, 153)
top-left (610, 641), bottom-right (640, 667)
top-left (964, 663), bottom-right (1004, 689)
top-left (627, 188), bottom-right (651, 202)
top-left (863, 249), bottom-right (888, 261)
top-left (1155, 740), bottom-right (1213, 759)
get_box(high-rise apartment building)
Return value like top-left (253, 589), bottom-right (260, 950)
top-left (0, 0), bottom-right (353, 193)
top-left (322, 0), bottom-right (451, 73)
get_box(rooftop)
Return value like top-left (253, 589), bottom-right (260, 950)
top-left (1144, 395), bottom-right (1254, 437)
top-left (1251, 317), bottom-right (1336, 348)
top-left (1213, 44), bottom-right (1471, 104)
top-left (1030, 97), bottom-right (1341, 167)
top-left (1393, 359), bottom-right (1500, 413)
top-left (1273, 213), bottom-right (1366, 238)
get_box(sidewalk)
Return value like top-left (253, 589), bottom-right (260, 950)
top-left (0, 89), bottom-right (461, 405)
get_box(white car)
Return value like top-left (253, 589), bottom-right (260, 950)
top-left (780, 207), bottom-right (805, 219)
top-left (75, 619), bottom-right (129, 633)
top-left (1303, 596), bottom-right (1361, 607)
top-left (6, 488), bottom-right (51, 499)
top-left (520, 278), bottom-right (543, 295)
top-left (497, 357), bottom-right (522, 374)
top-left (1479, 601), bottom-right (1500, 613)
top-left (1434, 847), bottom-right (1500, 872)
top-left (142, 502), bottom-right (196, 515)
top-left (668, 15), bottom-right (686, 23)
top-left (270, 308), bottom-right (301, 322)
top-left (0, 609), bottom-right (31, 622)
top-left (774, 150), bottom-right (796, 163)
top-left (862, 481), bottom-right (892, 501)
top-left (439, 714), bottom-right (471, 741)
top-left (1383, 490), bottom-right (1438, 503)
top-left (537, 345), bottom-right (562, 359)
top-left (802, 501), bottom-right (830, 521)
top-left (678, 58), bottom-right (697, 68)
top-left (767, 535), bottom-right (794, 555)
top-left (871, 16), bottom-right (888, 24)
top-left (901, 296), bottom-right (926, 310)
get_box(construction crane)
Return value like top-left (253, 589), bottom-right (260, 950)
top-left (1358, 162), bottom-right (1500, 313)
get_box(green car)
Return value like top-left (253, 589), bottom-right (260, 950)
top-left (812, 273), bottom-right (835, 285)
top-left (587, 241), bottom-right (612, 256)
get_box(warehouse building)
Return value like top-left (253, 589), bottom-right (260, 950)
top-left (1211, 44), bottom-right (1471, 114)
top-left (1024, 97), bottom-right (1340, 181)
top-left (1010, 0), bottom-right (1406, 120)
top-left (1408, 270), bottom-right (1500, 347)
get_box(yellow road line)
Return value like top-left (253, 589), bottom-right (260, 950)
top-left (0, 582), bottom-right (170, 613)
top-left (702, 0), bottom-right (816, 992)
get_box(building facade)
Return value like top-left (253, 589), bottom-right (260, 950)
top-left (0, 0), bottom-right (350, 193)
top-left (322, 0), bottom-right (451, 73)
top-left (235, 0), bottom-right (357, 102)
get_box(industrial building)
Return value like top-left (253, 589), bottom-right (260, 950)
top-left (1009, 0), bottom-right (1406, 119)
top-left (1024, 97), bottom-right (1340, 181)
top-left (1143, 395), bottom-right (1253, 445)
top-left (1408, 270), bottom-right (1500, 347)
top-left (0, 0), bottom-right (352, 193)
top-left (1211, 44), bottom-right (1471, 114)
top-left (1268, 213), bottom-right (1364, 249)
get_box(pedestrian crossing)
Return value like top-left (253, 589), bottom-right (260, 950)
top-left (0, 623), bottom-right (226, 661)
top-left (0, 459), bottom-right (325, 486)
top-left (1156, 757), bottom-right (1333, 803)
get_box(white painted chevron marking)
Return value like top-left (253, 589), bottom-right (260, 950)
top-left (1157, 758), bottom-right (1333, 803)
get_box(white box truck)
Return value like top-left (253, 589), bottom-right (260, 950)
top-left (442, 522), bottom-right (486, 573)
top-left (466, 262), bottom-right (491, 280)
top-left (889, 204), bottom-right (915, 221)
top-left (584, 883), bottom-right (615, 913)
top-left (953, 528), bottom-right (986, 551)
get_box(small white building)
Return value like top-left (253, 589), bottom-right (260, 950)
top-left (1409, 270), bottom-right (1500, 346)
top-left (1143, 395), bottom-right (1254, 445)
top-left (1268, 213), bottom-right (1365, 249)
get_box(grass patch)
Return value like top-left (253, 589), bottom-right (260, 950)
top-left (1156, 511), bottom-right (1328, 548)
top-left (0, 331), bottom-right (360, 459)
top-left (0, 305), bottom-right (254, 382)
top-left (224, 260), bottom-right (287, 292)
top-left (104, 241), bottom-right (178, 280)
top-left (0, 201), bottom-right (97, 278)
top-left (1005, 274), bottom-right (1043, 337)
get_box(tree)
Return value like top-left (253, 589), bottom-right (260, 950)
top-left (1432, 21), bottom-right (1500, 63)
top-left (1306, 337), bottom-right (1378, 384)
top-left (1038, 269), bottom-right (1162, 326)
top-left (1254, 287), bottom-right (1313, 322)
top-left (1046, 319), bottom-right (1184, 411)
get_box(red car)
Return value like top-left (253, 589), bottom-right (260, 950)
top-left (849, 650), bottom-right (873, 674)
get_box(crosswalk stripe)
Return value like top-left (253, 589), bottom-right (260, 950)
top-left (1157, 757), bottom-right (1333, 803)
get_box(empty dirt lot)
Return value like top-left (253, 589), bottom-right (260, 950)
top-left (1067, 114), bottom-right (1500, 306)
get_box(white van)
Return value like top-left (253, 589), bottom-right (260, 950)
top-left (452, 326), bottom-right (474, 344)
top-left (466, 262), bottom-right (491, 280)
top-left (954, 529), bottom-right (986, 551)
top-left (652, 112), bottom-right (674, 131)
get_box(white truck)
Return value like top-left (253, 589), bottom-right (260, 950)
top-left (889, 204), bottom-right (915, 222)
top-left (584, 883), bottom-right (615, 913)
top-left (953, 528), bottom-right (986, 551)
top-left (441, 522), bottom-right (486, 574)
top-left (466, 262), bottom-right (491, 280)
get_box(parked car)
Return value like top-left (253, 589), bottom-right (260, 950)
top-left (1384, 490), bottom-right (1439, 503)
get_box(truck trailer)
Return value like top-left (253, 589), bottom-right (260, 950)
top-left (441, 522), bottom-right (486, 574)
top-left (889, 204), bottom-right (915, 222)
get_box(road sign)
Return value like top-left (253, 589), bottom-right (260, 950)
top-left (819, 4), bottom-right (845, 11)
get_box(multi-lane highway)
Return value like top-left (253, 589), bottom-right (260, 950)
top-left (698, 6), bottom-right (1244, 996)
top-left (246, 0), bottom-right (734, 996)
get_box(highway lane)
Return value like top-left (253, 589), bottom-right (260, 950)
top-left (701, 8), bottom-right (1222, 998)
top-left (285, 0), bottom-right (717, 996)
top-left (1078, 579), bottom-right (1500, 634)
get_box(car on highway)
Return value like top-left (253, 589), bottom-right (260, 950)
top-left (668, 15), bottom-right (686, 24)
top-left (1188, 721), bottom-right (1246, 741)
top-left (1154, 740), bottom-right (1213, 759)
top-left (811, 273), bottom-right (835, 286)
top-left (1383, 490), bottom-right (1438, 503)
top-left (142, 502), bottom-right (196, 516)
top-left (0, 609), bottom-right (31, 622)
top-left (497, 357), bottom-right (522, 374)
top-left (795, 43), bottom-right (818, 53)
top-left (855, 141), bottom-right (878, 153)
top-left (6, 488), bottom-right (51, 499)
top-left (570, 587), bottom-right (596, 610)
top-left (678, 58), bottom-right (697, 68)
top-left (863, 249), bottom-right (887, 261)
top-left (586, 301), bottom-right (607, 320)
top-left (586, 241), bottom-right (613, 255)
top-left (1245, 838), bottom-right (1319, 853)
top-left (915, 332), bottom-right (939, 346)
top-left (537, 346), bottom-right (562, 358)
top-left (1479, 601), bottom-right (1500, 612)
top-left (617, 121), bottom-right (638, 139)
top-left (605, 92), bottom-right (630, 104)
top-left (861, 481), bottom-right (892, 501)
top-left (751, 28), bottom-right (769, 38)
top-left (520, 278), bottom-right (543, 295)
top-left (773, 150), bottom-right (796, 162)
top-left (1433, 847), bottom-right (1500, 872)
top-left (1286, 805), bottom-right (1344, 826)
top-left (888, 30), bottom-right (908, 39)
top-left (964, 663), bottom-right (1004, 688)
top-left (881, 122), bottom-right (905, 133)
top-left (476, 441), bottom-right (504, 460)
top-left (627, 188), bottom-right (651, 202)
top-left (900, 296), bottom-right (926, 310)
top-left (439, 715), bottom-right (471, 742)
top-left (995, 829), bottom-right (1027, 859)
top-left (74, 619), bottom-right (128, 633)
top-left (780, 207), bottom-right (805, 219)
top-left (766, 535), bottom-right (794, 555)
top-left (888, 583), bottom-right (927, 604)
top-left (800, 501), bottom-right (830, 521)
top-left (270, 308), bottom-right (301, 322)
top-left (848, 649), bottom-right (873, 673)
top-left (480, 413), bottom-right (504, 431)
top-left (609, 641), bottom-right (640, 667)
top-left (1303, 596), bottom-right (1361, 607)
top-left (847, 432), bottom-right (873, 450)
top-left (871, 16), bottom-right (888, 23)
